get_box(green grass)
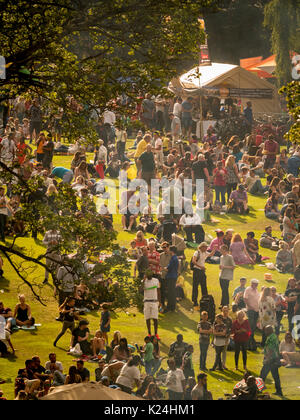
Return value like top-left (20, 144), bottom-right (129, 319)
top-left (0, 151), bottom-right (299, 401)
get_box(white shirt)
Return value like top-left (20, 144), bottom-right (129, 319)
top-left (45, 361), bottom-right (64, 373)
top-left (103, 110), bottom-right (116, 126)
top-left (116, 364), bottom-right (140, 390)
top-left (173, 103), bottom-right (182, 117)
top-left (179, 214), bottom-right (201, 226)
top-left (144, 278), bottom-right (160, 301)
top-left (166, 368), bottom-right (185, 393)
top-left (193, 250), bottom-right (209, 269)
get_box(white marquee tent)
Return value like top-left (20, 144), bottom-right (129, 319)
top-left (169, 62), bottom-right (282, 115)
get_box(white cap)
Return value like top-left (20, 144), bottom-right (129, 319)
top-left (251, 279), bottom-right (259, 284)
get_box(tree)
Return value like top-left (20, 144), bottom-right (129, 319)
top-left (0, 0), bottom-right (218, 140)
top-left (280, 81), bottom-right (300, 144)
top-left (204, 0), bottom-right (271, 65)
top-left (0, 161), bottom-right (132, 309)
top-left (264, 0), bottom-right (300, 86)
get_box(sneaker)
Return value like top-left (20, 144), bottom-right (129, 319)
top-left (155, 334), bottom-right (161, 341)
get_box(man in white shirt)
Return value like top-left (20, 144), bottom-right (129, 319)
top-left (173, 98), bottom-right (183, 118)
top-left (153, 132), bottom-right (163, 169)
top-left (143, 271), bottom-right (161, 339)
top-left (170, 113), bottom-right (182, 145)
top-left (244, 279), bottom-right (260, 348)
top-left (192, 242), bottom-right (216, 306)
top-left (103, 109), bottom-right (116, 126)
top-left (98, 140), bottom-right (108, 164)
top-left (179, 212), bottom-right (205, 244)
top-left (45, 353), bottom-right (65, 386)
top-left (166, 358), bottom-right (186, 400)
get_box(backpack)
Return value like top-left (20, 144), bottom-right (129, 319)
top-left (199, 295), bottom-right (216, 324)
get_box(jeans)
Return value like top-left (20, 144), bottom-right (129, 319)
top-left (219, 278), bottom-right (230, 307)
top-left (212, 346), bottom-right (224, 369)
top-left (249, 180), bottom-right (268, 195)
top-left (184, 225), bottom-right (205, 244)
top-left (166, 278), bottom-right (177, 312)
top-left (260, 361), bottom-right (282, 395)
top-left (234, 342), bottom-right (248, 367)
top-left (54, 321), bottom-right (75, 345)
top-left (215, 185), bottom-right (226, 206)
top-left (247, 310), bottom-right (259, 346)
top-left (265, 212), bottom-right (279, 221)
top-left (152, 358), bottom-right (162, 376)
top-left (52, 371), bottom-right (66, 386)
top-left (227, 183), bottom-right (237, 202)
top-left (145, 359), bottom-right (155, 375)
top-left (200, 342), bottom-right (209, 370)
top-left (192, 269), bottom-right (207, 305)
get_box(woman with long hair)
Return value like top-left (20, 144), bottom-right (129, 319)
top-left (225, 155), bottom-right (240, 202)
top-left (230, 234), bottom-right (254, 265)
top-left (112, 337), bottom-right (132, 362)
top-left (264, 192), bottom-right (280, 221)
top-left (259, 287), bottom-right (276, 347)
top-left (65, 366), bottom-right (82, 385)
top-left (231, 310), bottom-right (251, 371)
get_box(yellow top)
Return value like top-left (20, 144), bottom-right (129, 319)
top-left (134, 139), bottom-right (147, 158)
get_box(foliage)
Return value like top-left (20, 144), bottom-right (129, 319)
top-left (204, 0), bottom-right (271, 65)
top-left (0, 0), bottom-right (219, 139)
top-left (280, 81), bottom-right (300, 144)
top-left (264, 0), bottom-right (300, 86)
top-left (214, 116), bottom-right (250, 142)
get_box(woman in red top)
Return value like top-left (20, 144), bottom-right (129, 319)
top-left (231, 310), bottom-right (251, 371)
top-left (213, 161), bottom-right (228, 206)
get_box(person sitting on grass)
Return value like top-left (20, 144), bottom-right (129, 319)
top-left (91, 330), bottom-right (106, 360)
top-left (70, 320), bottom-right (92, 356)
top-left (276, 241), bottom-right (294, 274)
top-left (229, 184), bottom-right (249, 215)
top-left (13, 294), bottom-right (35, 328)
top-left (64, 365), bottom-right (82, 385)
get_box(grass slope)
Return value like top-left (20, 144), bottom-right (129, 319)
top-left (0, 152), bottom-right (299, 401)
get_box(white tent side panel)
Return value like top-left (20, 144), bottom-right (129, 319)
top-left (169, 63), bottom-right (282, 115)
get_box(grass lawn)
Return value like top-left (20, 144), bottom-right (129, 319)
top-left (0, 150), bottom-right (299, 401)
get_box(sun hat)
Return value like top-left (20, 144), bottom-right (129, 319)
top-left (251, 279), bottom-right (259, 284)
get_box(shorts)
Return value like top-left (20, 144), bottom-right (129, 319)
top-left (144, 302), bottom-right (159, 320)
top-left (182, 116), bottom-right (193, 131)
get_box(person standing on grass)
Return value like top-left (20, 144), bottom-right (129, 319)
top-left (100, 304), bottom-right (111, 345)
top-left (231, 310), bottom-right (251, 371)
top-left (197, 311), bottom-right (213, 372)
top-left (210, 314), bottom-right (227, 372)
top-left (143, 271), bottom-right (161, 339)
top-left (142, 336), bottom-right (155, 375)
top-left (53, 297), bottom-right (78, 348)
top-left (192, 242), bottom-right (216, 307)
top-left (244, 279), bottom-right (260, 350)
top-left (0, 186), bottom-right (12, 243)
top-left (221, 306), bottom-right (233, 370)
top-left (260, 325), bottom-right (283, 397)
top-left (164, 246), bottom-right (179, 313)
top-left (219, 245), bottom-right (236, 308)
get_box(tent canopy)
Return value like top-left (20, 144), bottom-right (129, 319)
top-left (40, 382), bottom-right (143, 401)
top-left (169, 62), bottom-right (282, 115)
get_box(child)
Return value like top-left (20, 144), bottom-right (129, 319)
top-left (91, 330), bottom-right (106, 360)
top-left (198, 311), bottom-right (213, 371)
top-left (142, 336), bottom-right (155, 375)
top-left (210, 314), bottom-right (227, 372)
top-left (219, 244), bottom-right (236, 307)
top-left (100, 304), bottom-right (111, 344)
top-left (182, 345), bottom-right (195, 379)
top-left (127, 240), bottom-right (141, 260)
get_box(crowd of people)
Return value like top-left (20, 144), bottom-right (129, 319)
top-left (0, 93), bottom-right (299, 401)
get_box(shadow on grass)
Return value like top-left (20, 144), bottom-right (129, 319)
top-left (208, 368), bottom-right (243, 382)
top-left (159, 308), bottom-right (198, 335)
top-left (0, 276), bottom-right (10, 292)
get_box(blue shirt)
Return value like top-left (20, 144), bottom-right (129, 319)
top-left (243, 107), bottom-right (253, 125)
top-left (288, 155), bottom-right (300, 177)
top-left (166, 255), bottom-right (179, 279)
top-left (52, 167), bottom-right (71, 179)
